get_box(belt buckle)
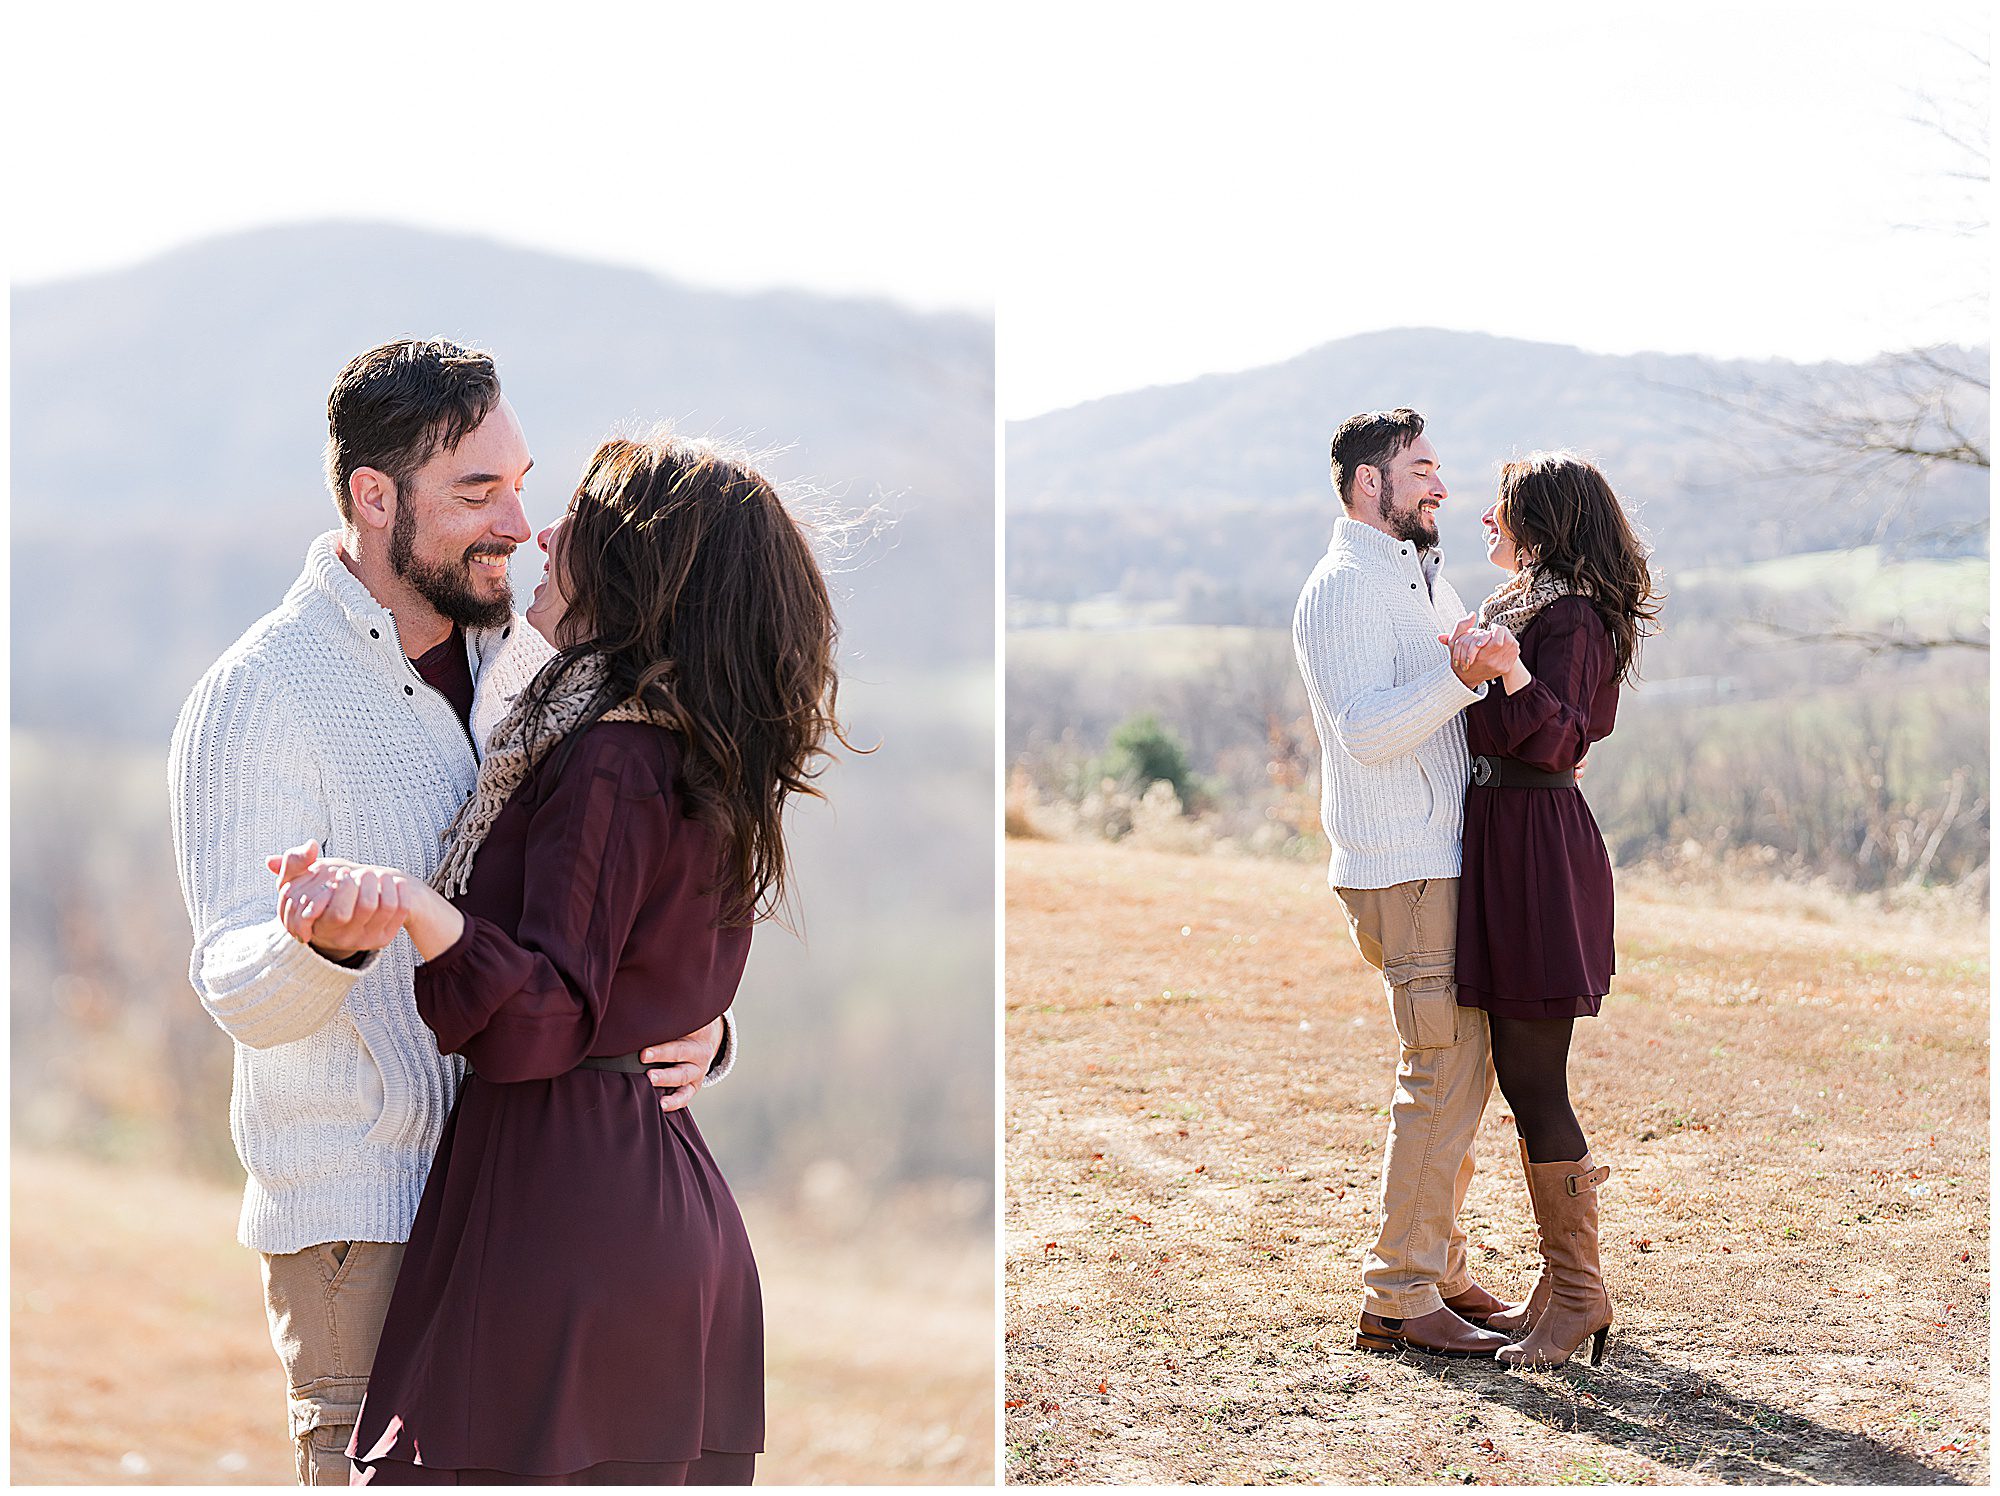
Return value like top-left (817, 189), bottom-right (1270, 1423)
top-left (1471, 756), bottom-right (1494, 787)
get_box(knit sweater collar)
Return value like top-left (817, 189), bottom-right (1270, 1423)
top-left (301, 528), bottom-right (409, 635)
top-left (1330, 515), bottom-right (1443, 583)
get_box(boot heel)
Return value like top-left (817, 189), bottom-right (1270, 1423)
top-left (1354, 1329), bottom-right (1402, 1354)
top-left (1589, 1326), bottom-right (1609, 1366)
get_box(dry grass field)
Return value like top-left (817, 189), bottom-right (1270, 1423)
top-left (1005, 838), bottom-right (1988, 1485)
top-left (11, 1149), bottom-right (993, 1484)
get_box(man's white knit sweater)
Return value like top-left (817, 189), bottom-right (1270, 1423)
top-left (1292, 516), bottom-right (1486, 891)
top-left (170, 532), bottom-right (735, 1254)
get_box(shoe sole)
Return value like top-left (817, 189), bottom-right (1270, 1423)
top-left (1353, 1332), bottom-right (1502, 1359)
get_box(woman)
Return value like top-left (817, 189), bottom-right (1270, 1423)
top-left (274, 433), bottom-right (845, 1482)
top-left (1445, 451), bottom-right (1661, 1370)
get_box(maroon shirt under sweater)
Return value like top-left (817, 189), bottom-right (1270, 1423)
top-left (410, 627), bottom-right (475, 740)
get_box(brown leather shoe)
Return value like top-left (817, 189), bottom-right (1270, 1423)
top-left (1440, 1279), bottom-right (1520, 1329)
top-left (1354, 1305), bottom-right (1509, 1358)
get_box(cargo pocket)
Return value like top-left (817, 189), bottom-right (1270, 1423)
top-left (1384, 953), bottom-right (1460, 1049)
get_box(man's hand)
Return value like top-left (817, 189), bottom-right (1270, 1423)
top-left (269, 841), bottom-right (410, 961)
top-left (641, 1016), bottom-right (726, 1114)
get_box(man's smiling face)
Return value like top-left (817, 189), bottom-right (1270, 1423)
top-left (1373, 434), bottom-right (1446, 549)
top-left (388, 395), bottom-right (535, 629)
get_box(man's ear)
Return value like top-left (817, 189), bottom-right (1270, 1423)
top-left (1353, 463), bottom-right (1379, 503)
top-left (349, 467), bottom-right (396, 534)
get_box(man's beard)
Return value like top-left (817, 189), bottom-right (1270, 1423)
top-left (389, 496), bottom-right (516, 630)
top-left (1377, 472), bottom-right (1439, 548)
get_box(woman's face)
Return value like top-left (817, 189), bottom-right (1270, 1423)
top-left (1482, 499), bottom-right (1523, 572)
top-left (524, 513), bottom-right (575, 644)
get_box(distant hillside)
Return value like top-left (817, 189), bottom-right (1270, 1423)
top-left (1007, 328), bottom-right (1988, 619)
top-left (12, 221), bottom-right (993, 740)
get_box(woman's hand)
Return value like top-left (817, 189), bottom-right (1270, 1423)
top-left (1438, 613), bottom-right (1476, 645)
top-left (268, 841), bottom-right (410, 959)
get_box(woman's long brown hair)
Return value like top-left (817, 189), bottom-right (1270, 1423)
top-left (520, 432), bottom-right (849, 925)
top-left (1496, 451), bottom-right (1664, 685)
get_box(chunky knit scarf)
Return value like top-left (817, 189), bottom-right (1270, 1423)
top-left (432, 654), bottom-right (665, 898)
top-left (1477, 561), bottom-right (1586, 637)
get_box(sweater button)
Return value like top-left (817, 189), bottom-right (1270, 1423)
top-left (370, 628), bottom-right (380, 639)
top-left (404, 685), bottom-right (414, 695)
top-left (1410, 582), bottom-right (1417, 589)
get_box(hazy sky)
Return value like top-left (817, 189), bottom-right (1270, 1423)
top-left (10, 3), bottom-right (1988, 422)
top-left (8, 4), bottom-right (999, 309)
top-left (997, 3), bottom-right (1989, 416)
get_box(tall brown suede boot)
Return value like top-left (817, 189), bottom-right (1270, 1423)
top-left (1497, 1153), bottom-right (1613, 1369)
top-left (1484, 1139), bottom-right (1549, 1337)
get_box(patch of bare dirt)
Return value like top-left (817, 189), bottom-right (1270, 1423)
top-left (11, 1149), bottom-right (993, 1484)
top-left (1005, 839), bottom-right (1988, 1485)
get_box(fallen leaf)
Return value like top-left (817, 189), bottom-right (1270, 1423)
top-left (1005, 1399), bottom-right (1025, 1410)
top-left (1097, 1379), bottom-right (1109, 1395)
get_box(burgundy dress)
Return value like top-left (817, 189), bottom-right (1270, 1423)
top-left (348, 722), bottom-right (764, 1484)
top-left (1455, 596), bottom-right (1620, 1020)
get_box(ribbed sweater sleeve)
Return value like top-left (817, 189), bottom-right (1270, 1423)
top-left (169, 657), bottom-right (366, 1049)
top-left (1295, 569), bottom-right (1482, 767)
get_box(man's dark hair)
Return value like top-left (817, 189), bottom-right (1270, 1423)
top-left (323, 338), bottom-right (502, 522)
top-left (1329, 408), bottom-right (1426, 506)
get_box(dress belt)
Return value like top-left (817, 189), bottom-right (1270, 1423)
top-left (1469, 755), bottom-right (1577, 789)
top-left (576, 1052), bottom-right (652, 1073)
top-left (466, 1052), bottom-right (651, 1079)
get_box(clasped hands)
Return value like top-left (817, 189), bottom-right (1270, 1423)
top-left (265, 839), bottom-right (721, 1111)
top-left (269, 840), bottom-right (409, 961)
top-left (1438, 615), bottom-right (1520, 687)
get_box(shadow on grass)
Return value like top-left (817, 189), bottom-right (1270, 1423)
top-left (1408, 1339), bottom-right (1967, 1486)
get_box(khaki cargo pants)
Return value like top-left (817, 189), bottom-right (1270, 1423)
top-left (1335, 877), bottom-right (1495, 1318)
top-left (260, 1239), bottom-right (404, 1485)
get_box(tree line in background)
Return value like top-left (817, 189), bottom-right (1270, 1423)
top-left (1007, 571), bottom-right (1989, 900)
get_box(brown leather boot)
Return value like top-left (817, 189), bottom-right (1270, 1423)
top-left (1440, 1279), bottom-right (1519, 1329)
top-left (1355, 1305), bottom-right (1509, 1358)
top-left (1497, 1154), bottom-right (1613, 1369)
top-left (1484, 1139), bottom-right (1551, 1337)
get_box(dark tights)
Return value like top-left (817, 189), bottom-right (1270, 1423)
top-left (1489, 1015), bottom-right (1588, 1163)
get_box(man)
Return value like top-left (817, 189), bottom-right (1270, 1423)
top-left (1291, 407), bottom-right (1519, 1357)
top-left (169, 339), bottom-right (735, 1483)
